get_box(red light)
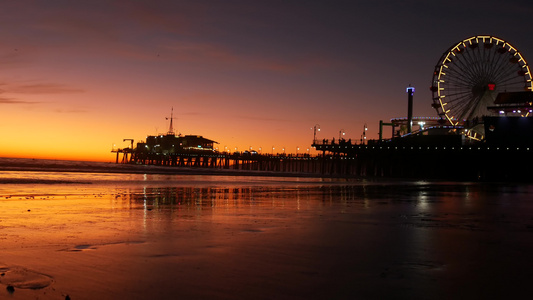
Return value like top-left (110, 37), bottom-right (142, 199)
top-left (488, 83), bottom-right (496, 91)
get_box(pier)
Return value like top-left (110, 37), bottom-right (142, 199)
top-left (112, 52), bottom-right (533, 182)
top-left (114, 150), bottom-right (323, 174)
top-left (113, 137), bottom-right (533, 181)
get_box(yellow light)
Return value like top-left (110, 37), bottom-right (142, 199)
top-left (493, 36), bottom-right (503, 42)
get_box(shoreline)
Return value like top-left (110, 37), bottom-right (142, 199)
top-left (1, 157), bottom-right (499, 182)
top-left (0, 157), bottom-right (330, 178)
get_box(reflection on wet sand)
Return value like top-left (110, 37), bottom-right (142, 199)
top-left (2, 178), bottom-right (533, 299)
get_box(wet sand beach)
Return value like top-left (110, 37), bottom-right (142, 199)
top-left (2, 159), bottom-right (533, 299)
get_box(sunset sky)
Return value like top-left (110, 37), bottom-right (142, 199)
top-left (1, 0), bottom-right (532, 162)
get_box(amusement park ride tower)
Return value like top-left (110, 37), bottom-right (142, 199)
top-left (406, 85), bottom-right (414, 133)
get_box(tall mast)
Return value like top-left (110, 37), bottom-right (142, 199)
top-left (166, 107), bottom-right (175, 135)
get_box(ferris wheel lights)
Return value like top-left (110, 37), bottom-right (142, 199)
top-left (432, 35), bottom-right (532, 129)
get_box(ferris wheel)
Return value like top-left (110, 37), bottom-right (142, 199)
top-left (431, 35), bottom-right (532, 139)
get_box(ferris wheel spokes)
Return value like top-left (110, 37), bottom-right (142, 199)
top-left (431, 35), bottom-right (533, 135)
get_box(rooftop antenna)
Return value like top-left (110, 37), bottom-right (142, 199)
top-left (166, 107), bottom-right (175, 135)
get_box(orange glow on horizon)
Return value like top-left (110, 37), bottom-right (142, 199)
top-left (0, 1), bottom-right (445, 163)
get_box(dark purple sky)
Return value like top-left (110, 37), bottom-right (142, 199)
top-left (0, 0), bottom-right (531, 160)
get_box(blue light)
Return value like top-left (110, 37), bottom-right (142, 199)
top-left (406, 86), bottom-right (415, 93)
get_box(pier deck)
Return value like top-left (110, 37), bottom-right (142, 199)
top-left (113, 141), bottom-right (533, 181)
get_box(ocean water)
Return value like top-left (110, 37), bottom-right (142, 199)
top-left (1, 158), bottom-right (533, 299)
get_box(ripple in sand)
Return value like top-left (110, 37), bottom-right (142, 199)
top-left (60, 240), bottom-right (145, 252)
top-left (379, 261), bottom-right (445, 280)
top-left (0, 265), bottom-right (53, 289)
top-left (241, 229), bottom-right (264, 233)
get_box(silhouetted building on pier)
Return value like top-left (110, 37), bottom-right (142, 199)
top-left (136, 134), bottom-right (218, 155)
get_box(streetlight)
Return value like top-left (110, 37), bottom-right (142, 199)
top-left (339, 129), bottom-right (345, 140)
top-left (362, 124), bottom-right (368, 144)
top-left (313, 124), bottom-right (321, 144)
top-left (272, 146), bottom-right (275, 155)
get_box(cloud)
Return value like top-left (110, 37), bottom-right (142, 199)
top-left (0, 50), bottom-right (34, 68)
top-left (6, 83), bottom-right (84, 95)
top-left (0, 1), bottom-right (338, 74)
top-left (54, 108), bottom-right (88, 113)
top-left (233, 114), bottom-right (289, 123)
top-left (0, 81), bottom-right (84, 105)
top-left (180, 111), bottom-right (202, 116)
top-left (161, 40), bottom-right (333, 73)
top-left (0, 97), bottom-right (40, 104)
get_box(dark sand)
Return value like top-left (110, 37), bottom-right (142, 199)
top-left (1, 164), bottom-right (533, 299)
